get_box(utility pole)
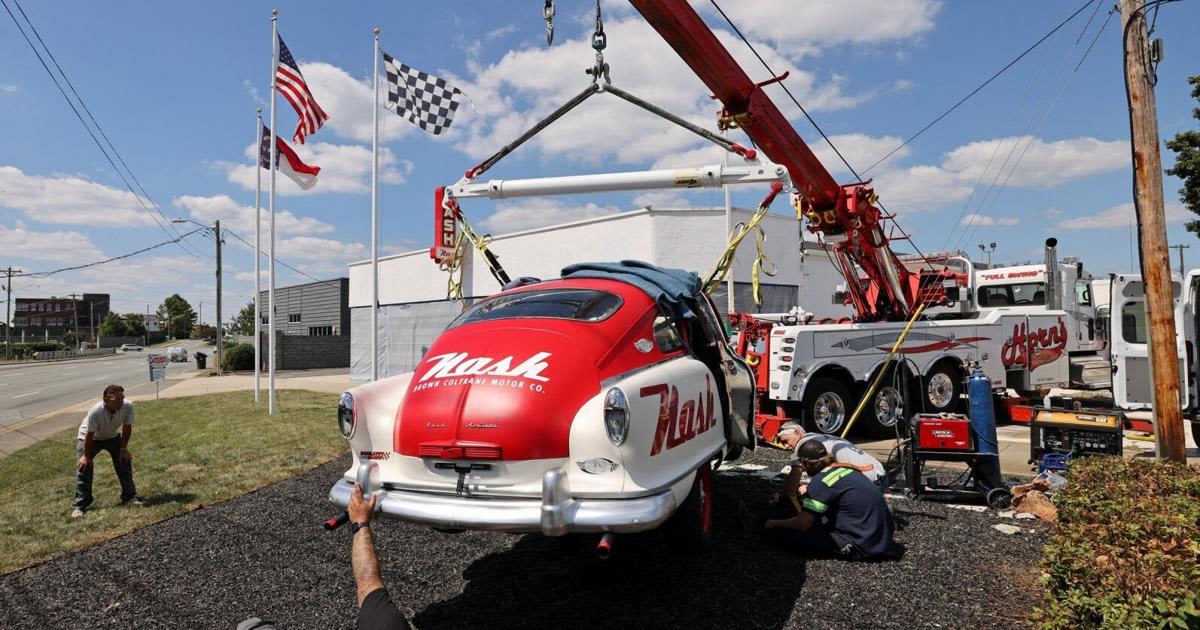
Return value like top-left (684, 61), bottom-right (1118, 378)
top-left (2, 267), bottom-right (17, 360)
top-left (215, 219), bottom-right (224, 376)
top-left (89, 301), bottom-right (95, 348)
top-left (1121, 0), bottom-right (1185, 463)
top-left (145, 304), bottom-right (150, 347)
top-left (1169, 243), bottom-right (1189, 273)
top-left (68, 292), bottom-right (81, 349)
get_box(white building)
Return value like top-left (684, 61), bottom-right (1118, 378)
top-left (347, 206), bottom-right (852, 380)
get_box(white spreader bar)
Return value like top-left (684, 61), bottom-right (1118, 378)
top-left (449, 161), bottom-right (789, 200)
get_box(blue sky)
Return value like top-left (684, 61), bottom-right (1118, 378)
top-left (2, 0), bottom-right (1199, 322)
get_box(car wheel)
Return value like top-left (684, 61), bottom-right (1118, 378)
top-left (664, 464), bottom-right (713, 554)
top-left (803, 377), bottom-right (851, 435)
top-left (924, 364), bottom-right (963, 414)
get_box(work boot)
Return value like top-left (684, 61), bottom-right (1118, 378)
top-left (70, 508), bottom-right (84, 518)
top-left (737, 499), bottom-right (765, 534)
top-left (122, 497), bottom-right (143, 507)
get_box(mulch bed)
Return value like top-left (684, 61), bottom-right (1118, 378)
top-left (0, 447), bottom-right (1048, 629)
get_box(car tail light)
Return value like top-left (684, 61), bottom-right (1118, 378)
top-left (337, 392), bottom-right (355, 438)
top-left (604, 388), bottom-right (629, 446)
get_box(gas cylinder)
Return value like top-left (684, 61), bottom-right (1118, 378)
top-left (967, 369), bottom-right (1001, 484)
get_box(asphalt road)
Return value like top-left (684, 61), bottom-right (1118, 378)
top-left (0, 341), bottom-right (208, 429)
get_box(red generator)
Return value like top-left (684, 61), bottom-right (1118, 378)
top-left (915, 413), bottom-right (973, 451)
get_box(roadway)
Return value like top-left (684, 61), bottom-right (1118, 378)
top-left (0, 341), bottom-right (209, 430)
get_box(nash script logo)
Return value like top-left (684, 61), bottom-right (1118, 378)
top-left (1001, 319), bottom-right (1067, 371)
top-left (643, 375), bottom-right (718, 456)
top-left (419, 351), bottom-right (552, 382)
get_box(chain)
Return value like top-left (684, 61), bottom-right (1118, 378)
top-left (585, 0), bottom-right (610, 84)
top-left (543, 0), bottom-right (555, 45)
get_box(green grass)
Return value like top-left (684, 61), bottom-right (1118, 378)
top-left (0, 390), bottom-right (347, 575)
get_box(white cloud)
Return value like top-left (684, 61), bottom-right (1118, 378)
top-left (1052, 202), bottom-right (1188, 231)
top-left (480, 198), bottom-right (621, 233)
top-left (172, 195), bottom-right (334, 237)
top-left (960, 213), bottom-right (1019, 227)
top-left (219, 141), bottom-right (413, 196)
top-left (299, 62), bottom-right (416, 144)
top-left (0, 223), bottom-right (104, 263)
top-left (449, 17), bottom-right (880, 168)
top-left (275, 235), bottom-right (366, 262)
top-left (0, 166), bottom-right (161, 227)
top-left (632, 190), bottom-right (694, 208)
top-left (702, 1), bottom-right (941, 57)
top-left (0, 84), bottom-right (17, 93)
top-left (810, 133), bottom-right (910, 176)
top-left (871, 136), bottom-right (1130, 212)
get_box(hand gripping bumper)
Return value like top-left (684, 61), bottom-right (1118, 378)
top-left (328, 467), bottom-right (677, 535)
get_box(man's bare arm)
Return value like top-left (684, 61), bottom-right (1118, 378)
top-left (121, 424), bottom-right (132, 450)
top-left (352, 527), bottom-right (386, 607)
top-left (766, 509), bottom-right (816, 533)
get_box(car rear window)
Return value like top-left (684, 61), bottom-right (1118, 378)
top-left (449, 289), bottom-right (623, 328)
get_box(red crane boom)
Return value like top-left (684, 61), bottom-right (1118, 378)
top-left (629, 0), bottom-right (958, 322)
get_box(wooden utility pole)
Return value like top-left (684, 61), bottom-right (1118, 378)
top-left (1120, 0), bottom-right (1185, 463)
top-left (2, 267), bottom-right (17, 360)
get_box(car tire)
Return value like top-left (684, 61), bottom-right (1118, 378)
top-left (924, 364), bottom-right (963, 414)
top-left (664, 464), bottom-right (713, 554)
top-left (803, 377), bottom-right (851, 435)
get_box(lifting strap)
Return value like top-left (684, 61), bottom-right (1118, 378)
top-left (702, 181), bottom-right (784, 300)
top-left (438, 231), bottom-right (468, 307)
top-left (440, 193), bottom-right (511, 291)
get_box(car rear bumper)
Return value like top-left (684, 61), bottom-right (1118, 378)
top-left (328, 467), bottom-right (677, 535)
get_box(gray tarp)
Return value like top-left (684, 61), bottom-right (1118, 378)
top-left (350, 300), bottom-right (473, 381)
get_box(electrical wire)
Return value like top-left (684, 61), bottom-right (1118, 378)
top-left (221, 228), bottom-right (328, 284)
top-left (862, 0), bottom-right (1102, 176)
top-left (0, 0), bottom-right (208, 260)
top-left (14, 228), bottom-right (206, 278)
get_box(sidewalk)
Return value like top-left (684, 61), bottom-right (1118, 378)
top-left (0, 368), bottom-right (351, 459)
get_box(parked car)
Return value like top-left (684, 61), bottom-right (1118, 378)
top-left (120, 343), bottom-right (143, 352)
top-left (168, 347), bottom-right (188, 362)
top-left (328, 264), bottom-right (756, 549)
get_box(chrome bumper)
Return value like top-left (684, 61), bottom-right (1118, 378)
top-left (328, 467), bottom-right (677, 535)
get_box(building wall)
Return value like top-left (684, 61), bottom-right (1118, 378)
top-left (275, 332), bottom-right (350, 370)
top-left (13, 294), bottom-right (110, 341)
top-left (259, 278), bottom-right (349, 336)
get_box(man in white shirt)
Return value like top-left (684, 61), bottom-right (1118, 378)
top-left (72, 384), bottom-right (141, 518)
top-left (781, 429), bottom-right (889, 491)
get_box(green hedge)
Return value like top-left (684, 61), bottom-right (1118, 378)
top-left (1033, 457), bottom-right (1200, 628)
top-left (0, 341), bottom-right (68, 359)
top-left (221, 343), bottom-right (256, 372)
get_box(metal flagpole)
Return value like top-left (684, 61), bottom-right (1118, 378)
top-left (268, 9), bottom-right (279, 414)
top-left (371, 27), bottom-right (380, 381)
top-left (254, 107), bottom-right (263, 404)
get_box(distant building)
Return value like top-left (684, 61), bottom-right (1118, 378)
top-left (258, 278), bottom-right (349, 336)
top-left (145, 313), bottom-right (161, 332)
top-left (12, 293), bottom-right (109, 342)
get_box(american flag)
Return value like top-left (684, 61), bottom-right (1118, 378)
top-left (275, 35), bottom-right (328, 144)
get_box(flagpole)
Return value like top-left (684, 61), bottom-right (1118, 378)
top-left (268, 8), bottom-right (279, 414)
top-left (254, 107), bottom-right (263, 404)
top-left (371, 27), bottom-right (380, 382)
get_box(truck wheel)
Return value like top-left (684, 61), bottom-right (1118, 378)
top-left (664, 465), bottom-right (713, 553)
top-left (803, 377), bottom-right (850, 435)
top-left (924, 365), bottom-right (963, 414)
top-left (1192, 421), bottom-right (1200, 451)
top-left (864, 383), bottom-right (907, 438)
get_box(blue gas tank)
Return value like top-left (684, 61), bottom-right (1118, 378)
top-left (967, 369), bottom-right (1001, 481)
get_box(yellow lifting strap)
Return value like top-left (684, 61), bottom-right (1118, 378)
top-left (703, 182), bottom-right (785, 306)
top-left (839, 303), bottom-right (927, 439)
top-left (439, 231), bottom-right (468, 307)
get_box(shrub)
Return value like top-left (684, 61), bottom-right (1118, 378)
top-left (1032, 457), bottom-right (1200, 629)
top-left (221, 343), bottom-right (256, 372)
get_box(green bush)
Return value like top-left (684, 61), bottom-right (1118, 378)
top-left (1, 341), bottom-right (67, 359)
top-left (1033, 457), bottom-right (1200, 629)
top-left (221, 343), bottom-right (256, 372)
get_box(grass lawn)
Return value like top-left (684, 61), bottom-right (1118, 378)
top-left (0, 390), bottom-right (347, 575)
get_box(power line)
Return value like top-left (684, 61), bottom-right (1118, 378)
top-left (0, 0), bottom-right (208, 260)
top-left (15, 228), bottom-right (205, 278)
top-left (862, 0), bottom-right (1102, 176)
top-left (221, 228), bottom-right (326, 283)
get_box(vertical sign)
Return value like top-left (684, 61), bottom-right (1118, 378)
top-left (430, 186), bottom-right (458, 263)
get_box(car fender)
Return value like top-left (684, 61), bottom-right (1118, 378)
top-left (342, 372), bottom-right (414, 483)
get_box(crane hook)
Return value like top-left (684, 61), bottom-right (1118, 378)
top-left (543, 0), bottom-right (555, 46)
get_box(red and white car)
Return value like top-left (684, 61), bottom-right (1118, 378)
top-left (329, 273), bottom-right (755, 546)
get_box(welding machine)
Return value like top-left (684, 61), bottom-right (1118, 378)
top-left (899, 370), bottom-right (1011, 508)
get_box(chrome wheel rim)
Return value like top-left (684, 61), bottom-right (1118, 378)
top-left (813, 392), bottom-right (846, 433)
top-left (874, 386), bottom-right (904, 428)
top-left (928, 373), bottom-right (955, 409)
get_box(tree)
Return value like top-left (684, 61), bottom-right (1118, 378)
top-left (229, 299), bottom-right (257, 336)
top-left (98, 312), bottom-right (130, 338)
top-left (1167, 76), bottom-right (1200, 236)
top-left (157, 294), bottom-right (197, 339)
top-left (194, 324), bottom-right (217, 341)
top-left (124, 313), bottom-right (147, 338)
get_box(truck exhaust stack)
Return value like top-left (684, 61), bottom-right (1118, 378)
top-left (1044, 238), bottom-right (1060, 310)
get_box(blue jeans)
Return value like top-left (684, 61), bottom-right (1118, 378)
top-left (73, 437), bottom-right (136, 509)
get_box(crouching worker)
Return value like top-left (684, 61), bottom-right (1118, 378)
top-left (745, 440), bottom-right (897, 560)
top-left (72, 385), bottom-right (140, 518)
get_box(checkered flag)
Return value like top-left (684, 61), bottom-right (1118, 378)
top-left (381, 51), bottom-right (465, 136)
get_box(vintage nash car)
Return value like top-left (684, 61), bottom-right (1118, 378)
top-left (328, 262), bottom-right (755, 549)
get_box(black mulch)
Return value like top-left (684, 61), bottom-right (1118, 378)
top-left (0, 448), bottom-right (1048, 629)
